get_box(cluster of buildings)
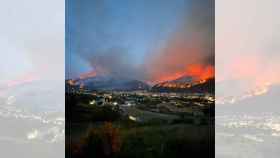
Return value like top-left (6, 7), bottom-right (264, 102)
top-left (84, 91), bottom-right (214, 117)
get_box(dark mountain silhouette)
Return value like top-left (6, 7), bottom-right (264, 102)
top-left (66, 76), bottom-right (150, 92)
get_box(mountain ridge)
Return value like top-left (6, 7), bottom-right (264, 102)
top-left (66, 75), bottom-right (150, 91)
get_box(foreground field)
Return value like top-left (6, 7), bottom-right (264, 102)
top-left (67, 122), bottom-right (214, 158)
top-left (66, 92), bottom-right (214, 158)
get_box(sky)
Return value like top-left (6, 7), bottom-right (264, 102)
top-left (66, 0), bottom-right (214, 83)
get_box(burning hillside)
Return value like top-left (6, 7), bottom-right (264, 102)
top-left (150, 63), bottom-right (214, 93)
top-left (152, 77), bottom-right (214, 94)
top-left (148, 64), bottom-right (214, 84)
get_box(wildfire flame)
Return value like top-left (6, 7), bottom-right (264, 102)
top-left (67, 79), bottom-right (76, 86)
top-left (185, 64), bottom-right (214, 81)
top-left (151, 64), bottom-right (214, 84)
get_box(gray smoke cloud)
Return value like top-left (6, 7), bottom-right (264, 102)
top-left (86, 47), bottom-right (145, 80)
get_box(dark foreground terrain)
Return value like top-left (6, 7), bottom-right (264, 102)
top-left (66, 92), bottom-right (214, 158)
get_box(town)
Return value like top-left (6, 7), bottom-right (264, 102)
top-left (67, 89), bottom-right (214, 125)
